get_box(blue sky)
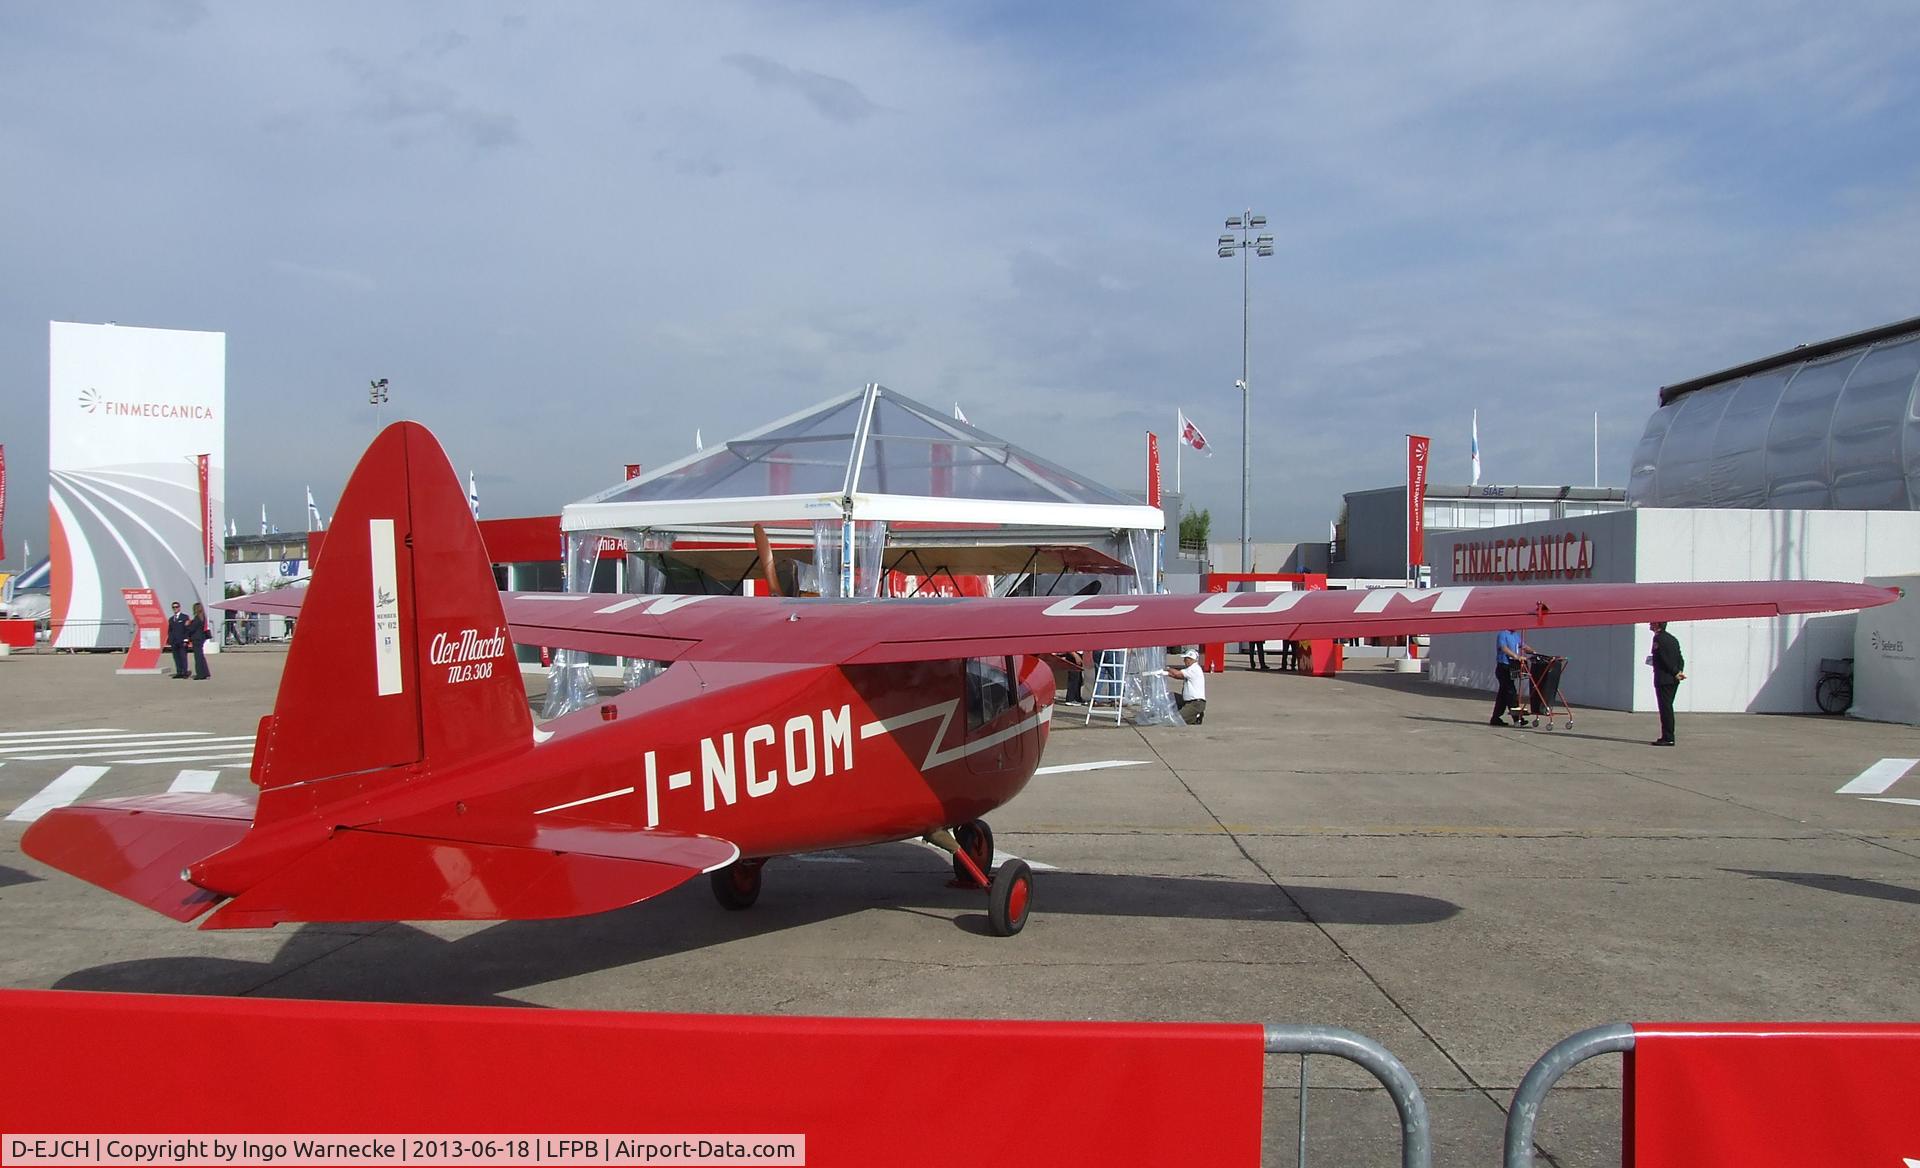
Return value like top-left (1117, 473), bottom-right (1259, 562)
top-left (3, 1), bottom-right (1917, 561)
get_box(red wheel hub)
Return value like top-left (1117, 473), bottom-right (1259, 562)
top-left (1007, 877), bottom-right (1030, 923)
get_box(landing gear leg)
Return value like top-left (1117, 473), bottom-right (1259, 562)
top-left (711, 858), bottom-right (764, 910)
top-left (951, 820), bottom-right (995, 885)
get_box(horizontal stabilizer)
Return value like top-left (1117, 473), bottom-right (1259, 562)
top-left (201, 825), bottom-right (739, 930)
top-left (21, 794), bottom-right (257, 923)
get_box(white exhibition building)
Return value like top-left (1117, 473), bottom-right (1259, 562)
top-left (1427, 315), bottom-right (1920, 723)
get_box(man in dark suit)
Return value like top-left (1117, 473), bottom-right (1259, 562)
top-left (1649, 621), bottom-right (1686, 745)
top-left (166, 601), bottom-right (192, 678)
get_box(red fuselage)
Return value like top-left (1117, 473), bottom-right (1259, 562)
top-left (346, 655), bottom-right (1055, 860)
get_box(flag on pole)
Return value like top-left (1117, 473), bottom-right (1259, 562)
top-left (695, 429), bottom-right (704, 452)
top-left (953, 403), bottom-right (969, 424)
top-left (260, 503), bottom-right (269, 536)
top-left (1177, 410), bottom-right (1212, 455)
top-left (0, 442), bottom-right (8, 562)
top-left (306, 486), bottom-right (324, 532)
top-left (468, 472), bottom-right (479, 518)
top-left (228, 518), bottom-right (237, 539)
top-left (196, 455), bottom-right (214, 568)
top-left (1471, 409), bottom-right (1482, 486)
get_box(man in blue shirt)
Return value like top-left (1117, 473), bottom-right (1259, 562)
top-left (1489, 628), bottom-right (1531, 726)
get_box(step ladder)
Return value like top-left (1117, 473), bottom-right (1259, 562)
top-left (1086, 649), bottom-right (1127, 725)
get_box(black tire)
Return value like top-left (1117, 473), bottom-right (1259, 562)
top-left (710, 859), bottom-right (763, 910)
top-left (1815, 675), bottom-right (1852, 715)
top-left (952, 820), bottom-right (994, 884)
top-left (988, 859), bottom-right (1032, 937)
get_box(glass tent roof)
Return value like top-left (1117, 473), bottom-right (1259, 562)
top-left (563, 385), bottom-right (1162, 533)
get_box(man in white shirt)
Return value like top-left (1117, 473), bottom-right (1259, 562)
top-left (1164, 648), bottom-right (1207, 725)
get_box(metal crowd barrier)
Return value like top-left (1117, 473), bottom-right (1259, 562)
top-left (1265, 1024), bottom-right (1432, 1168)
top-left (1503, 1024), bottom-right (1635, 1168)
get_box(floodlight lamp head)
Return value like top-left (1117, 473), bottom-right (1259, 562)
top-left (1217, 247), bottom-right (1234, 258)
top-left (1218, 234), bottom-right (1234, 245)
top-left (1234, 378), bottom-right (1248, 390)
top-left (1249, 214), bottom-right (1267, 227)
top-left (1225, 215), bottom-right (1243, 228)
top-left (1256, 245), bottom-right (1274, 256)
top-left (1256, 234), bottom-right (1274, 244)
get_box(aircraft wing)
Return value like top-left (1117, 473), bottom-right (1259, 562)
top-left (501, 580), bottom-right (1897, 666)
top-left (216, 591), bottom-right (304, 617)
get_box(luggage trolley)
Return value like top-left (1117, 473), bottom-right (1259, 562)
top-left (1514, 652), bottom-right (1574, 730)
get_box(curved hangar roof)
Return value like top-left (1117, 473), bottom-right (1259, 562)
top-left (1629, 315), bottom-right (1920, 510)
top-left (563, 384), bottom-right (1163, 533)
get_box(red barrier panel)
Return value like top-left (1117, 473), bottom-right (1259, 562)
top-left (1630, 1023), bottom-right (1920, 1168)
top-left (0, 989), bottom-right (1262, 1166)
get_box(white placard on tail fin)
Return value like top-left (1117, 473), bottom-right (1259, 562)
top-left (370, 518), bottom-right (403, 696)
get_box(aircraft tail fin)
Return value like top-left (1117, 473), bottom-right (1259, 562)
top-left (250, 421), bottom-right (530, 800)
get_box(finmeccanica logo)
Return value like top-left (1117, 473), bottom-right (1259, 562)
top-left (78, 386), bottom-right (215, 420)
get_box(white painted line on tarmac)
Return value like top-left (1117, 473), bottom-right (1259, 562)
top-left (0, 727), bottom-right (124, 739)
top-left (1034, 759), bottom-right (1149, 775)
top-left (1000, 850), bottom-right (1059, 872)
top-left (111, 752), bottom-right (256, 766)
top-left (167, 770), bottom-right (220, 794)
top-left (0, 732), bottom-right (216, 754)
top-left (1837, 758), bottom-right (1919, 796)
top-left (907, 836), bottom-right (1059, 872)
top-left (19, 736), bottom-right (256, 761)
top-left (1863, 797), bottom-right (1920, 807)
top-left (7, 766), bottom-right (109, 823)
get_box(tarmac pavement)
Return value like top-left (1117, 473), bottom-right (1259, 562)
top-left (3, 646), bottom-right (1918, 1167)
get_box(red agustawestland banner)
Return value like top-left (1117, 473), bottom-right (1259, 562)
top-left (1147, 432), bottom-right (1162, 508)
top-left (1406, 434), bottom-right (1430, 569)
top-left (1630, 1023), bottom-right (1920, 1167)
top-left (120, 587), bottom-right (165, 673)
top-left (0, 989), bottom-right (1264, 1166)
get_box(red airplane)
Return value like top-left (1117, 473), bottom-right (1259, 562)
top-left (21, 423), bottom-right (1896, 936)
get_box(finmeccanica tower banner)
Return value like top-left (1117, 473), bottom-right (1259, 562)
top-left (48, 322), bottom-right (225, 650)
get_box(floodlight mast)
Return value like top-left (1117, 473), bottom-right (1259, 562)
top-left (1216, 209), bottom-right (1273, 573)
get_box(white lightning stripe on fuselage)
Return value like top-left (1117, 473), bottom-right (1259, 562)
top-left (859, 700), bottom-right (1050, 773)
top-left (535, 786), bottom-right (636, 816)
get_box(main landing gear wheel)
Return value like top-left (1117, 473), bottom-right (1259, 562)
top-left (953, 820), bottom-right (995, 884)
top-left (711, 859), bottom-right (764, 910)
top-left (989, 859), bottom-right (1033, 937)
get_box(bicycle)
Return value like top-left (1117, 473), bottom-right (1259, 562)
top-left (1814, 657), bottom-right (1853, 714)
